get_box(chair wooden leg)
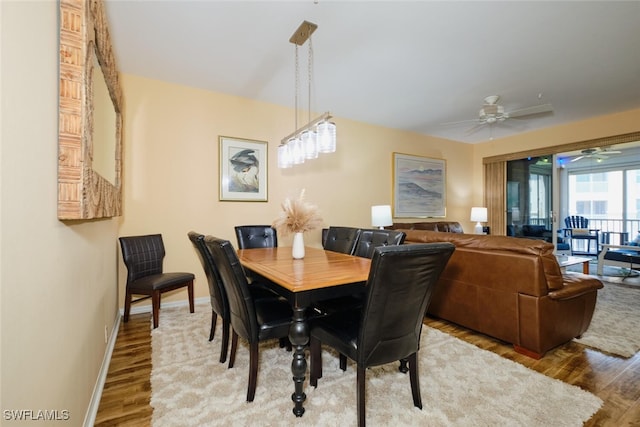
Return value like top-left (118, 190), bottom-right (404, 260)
top-left (228, 331), bottom-right (238, 369)
top-left (310, 335), bottom-right (322, 387)
top-left (408, 352), bottom-right (422, 409)
top-left (151, 291), bottom-right (161, 329)
top-left (398, 358), bottom-right (408, 373)
top-left (209, 311), bottom-right (217, 342)
top-left (339, 353), bottom-right (347, 371)
top-left (247, 342), bottom-right (258, 402)
top-left (357, 365), bottom-right (366, 427)
top-left (187, 281), bottom-right (195, 313)
top-left (123, 290), bottom-right (132, 322)
top-left (220, 318), bottom-right (230, 364)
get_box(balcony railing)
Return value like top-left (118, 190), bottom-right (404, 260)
top-left (587, 218), bottom-right (640, 245)
top-left (523, 217), bottom-right (639, 245)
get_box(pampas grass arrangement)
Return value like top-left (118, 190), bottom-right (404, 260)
top-left (272, 189), bottom-right (323, 236)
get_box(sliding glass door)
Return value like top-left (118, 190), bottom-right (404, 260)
top-left (506, 156), bottom-right (553, 239)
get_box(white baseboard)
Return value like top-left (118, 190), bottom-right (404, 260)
top-left (83, 311), bottom-right (121, 427)
top-left (120, 296), bottom-right (210, 316)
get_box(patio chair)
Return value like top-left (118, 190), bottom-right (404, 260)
top-left (564, 215), bottom-right (600, 255)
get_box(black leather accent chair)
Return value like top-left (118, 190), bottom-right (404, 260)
top-left (353, 229), bottom-right (406, 258)
top-left (204, 236), bottom-right (293, 402)
top-left (188, 231), bottom-right (231, 361)
top-left (564, 215), bottom-right (600, 255)
top-left (309, 243), bottom-right (455, 426)
top-left (234, 225), bottom-right (278, 249)
top-left (119, 234), bottom-right (195, 329)
top-left (323, 226), bottom-right (362, 255)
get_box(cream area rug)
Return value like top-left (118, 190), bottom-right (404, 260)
top-left (151, 304), bottom-right (601, 426)
top-left (573, 282), bottom-right (640, 357)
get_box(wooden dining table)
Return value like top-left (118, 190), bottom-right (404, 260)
top-left (237, 246), bottom-right (371, 417)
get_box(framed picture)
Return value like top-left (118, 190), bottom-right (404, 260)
top-left (392, 153), bottom-right (446, 218)
top-left (219, 136), bottom-right (268, 202)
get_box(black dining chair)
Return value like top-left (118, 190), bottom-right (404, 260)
top-left (119, 234), bottom-right (195, 329)
top-left (188, 231), bottom-right (231, 362)
top-left (204, 235), bottom-right (294, 402)
top-left (234, 225), bottom-right (278, 249)
top-left (323, 226), bottom-right (362, 255)
top-left (353, 229), bottom-right (406, 258)
top-left (315, 228), bottom-right (407, 316)
top-left (189, 231), bottom-right (288, 361)
top-left (309, 243), bottom-right (455, 427)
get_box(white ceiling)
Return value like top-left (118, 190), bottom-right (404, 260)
top-left (103, 0), bottom-right (640, 144)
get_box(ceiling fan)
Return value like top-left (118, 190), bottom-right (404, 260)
top-left (443, 95), bottom-right (554, 135)
top-left (570, 147), bottom-right (622, 162)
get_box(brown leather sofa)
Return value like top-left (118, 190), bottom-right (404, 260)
top-left (388, 221), bottom-right (464, 233)
top-left (397, 229), bottom-right (603, 358)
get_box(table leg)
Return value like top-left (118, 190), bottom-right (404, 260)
top-left (289, 306), bottom-right (308, 417)
top-left (582, 261), bottom-right (589, 274)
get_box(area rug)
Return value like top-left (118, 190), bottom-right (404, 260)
top-left (151, 305), bottom-right (602, 426)
top-left (573, 282), bottom-right (640, 357)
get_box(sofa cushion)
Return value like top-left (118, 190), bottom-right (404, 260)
top-left (390, 221), bottom-right (464, 233)
top-left (400, 229), bottom-right (564, 291)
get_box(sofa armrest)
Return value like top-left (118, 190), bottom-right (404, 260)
top-left (547, 274), bottom-right (603, 300)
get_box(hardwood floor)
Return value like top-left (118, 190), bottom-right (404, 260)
top-left (96, 303), bottom-right (640, 427)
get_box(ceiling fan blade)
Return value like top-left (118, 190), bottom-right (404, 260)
top-left (440, 118), bottom-right (479, 126)
top-left (464, 123), bottom-right (487, 136)
top-left (571, 155), bottom-right (585, 162)
top-left (507, 103), bottom-right (554, 118)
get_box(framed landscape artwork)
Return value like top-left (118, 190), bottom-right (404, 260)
top-left (219, 136), bottom-right (268, 202)
top-left (392, 153), bottom-right (446, 218)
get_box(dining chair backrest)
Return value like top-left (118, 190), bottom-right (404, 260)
top-left (565, 215), bottom-right (589, 229)
top-left (204, 236), bottom-right (258, 342)
top-left (234, 225), bottom-right (278, 249)
top-left (323, 226), bottom-right (362, 255)
top-left (357, 243), bottom-right (455, 367)
top-left (353, 229), bottom-right (406, 259)
top-left (120, 233), bottom-right (165, 283)
top-left (187, 231), bottom-right (228, 319)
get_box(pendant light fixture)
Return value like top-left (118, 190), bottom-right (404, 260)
top-left (278, 21), bottom-right (336, 169)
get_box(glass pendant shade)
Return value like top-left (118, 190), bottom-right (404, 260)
top-left (289, 136), bottom-right (305, 165)
top-left (302, 129), bottom-right (318, 159)
top-left (317, 120), bottom-right (337, 153)
top-left (277, 144), bottom-right (292, 169)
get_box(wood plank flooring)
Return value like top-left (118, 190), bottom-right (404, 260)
top-left (95, 298), bottom-right (640, 427)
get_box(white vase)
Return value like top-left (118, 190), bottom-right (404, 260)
top-left (292, 232), bottom-right (305, 259)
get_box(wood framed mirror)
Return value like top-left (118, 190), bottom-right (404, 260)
top-left (58, 0), bottom-right (123, 220)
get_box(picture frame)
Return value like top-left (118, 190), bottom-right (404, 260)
top-left (219, 136), bottom-right (268, 202)
top-left (392, 153), bottom-right (446, 218)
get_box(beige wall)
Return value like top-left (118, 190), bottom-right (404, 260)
top-left (1, 2), bottom-right (120, 425)
top-left (117, 74), bottom-right (474, 305)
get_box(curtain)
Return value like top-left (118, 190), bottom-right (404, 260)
top-left (484, 162), bottom-right (506, 235)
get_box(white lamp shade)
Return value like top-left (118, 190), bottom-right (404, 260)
top-left (470, 207), bottom-right (487, 235)
top-left (277, 144), bottom-right (292, 169)
top-left (302, 129), bottom-right (318, 159)
top-left (289, 136), bottom-right (305, 165)
top-left (317, 120), bottom-right (336, 153)
top-left (470, 207), bottom-right (488, 222)
top-left (371, 205), bottom-right (393, 229)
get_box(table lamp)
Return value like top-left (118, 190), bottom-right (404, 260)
top-left (470, 207), bottom-right (487, 235)
top-left (371, 205), bottom-right (392, 229)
